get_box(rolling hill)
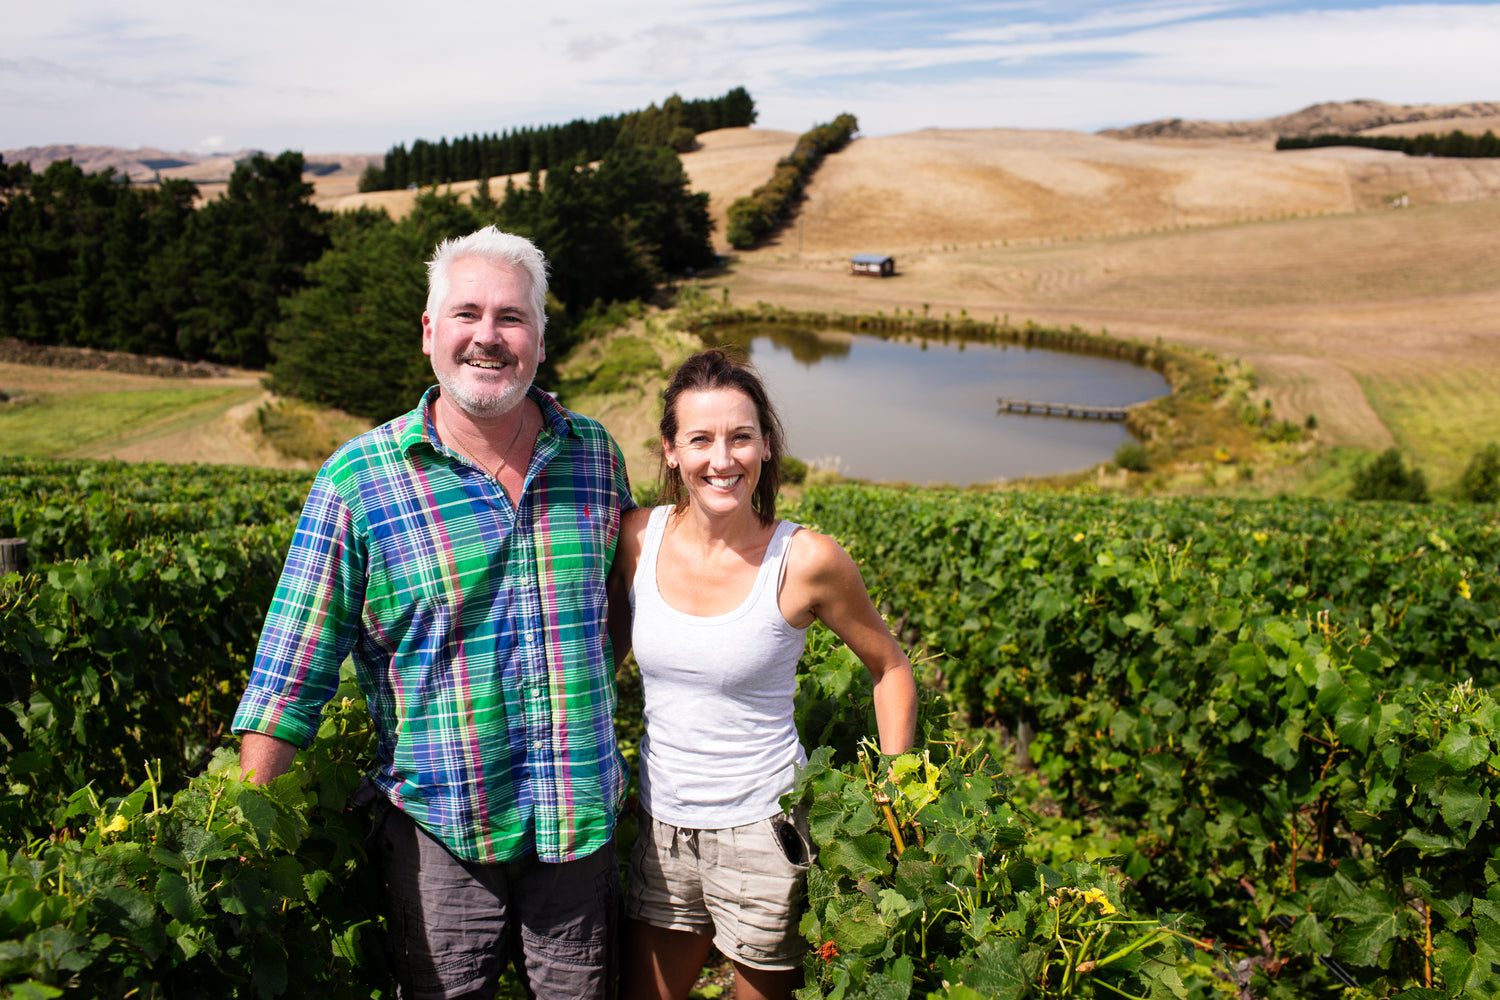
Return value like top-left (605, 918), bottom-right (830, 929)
top-left (6, 100), bottom-right (1499, 489)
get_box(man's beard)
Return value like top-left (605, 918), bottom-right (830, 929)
top-left (434, 353), bottom-right (534, 417)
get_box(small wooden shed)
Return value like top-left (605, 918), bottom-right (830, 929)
top-left (849, 253), bottom-right (896, 277)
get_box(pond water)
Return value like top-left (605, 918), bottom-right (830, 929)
top-left (707, 325), bottom-right (1170, 486)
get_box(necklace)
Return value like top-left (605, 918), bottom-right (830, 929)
top-left (441, 405), bottom-right (529, 481)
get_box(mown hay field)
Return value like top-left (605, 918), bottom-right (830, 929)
top-left (683, 126), bottom-right (1500, 490)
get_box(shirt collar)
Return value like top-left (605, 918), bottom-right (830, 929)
top-left (400, 384), bottom-right (575, 456)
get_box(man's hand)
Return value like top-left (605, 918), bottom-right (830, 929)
top-left (239, 733), bottom-right (299, 785)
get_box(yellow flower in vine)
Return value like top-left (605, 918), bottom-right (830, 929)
top-left (1051, 886), bottom-right (1118, 915)
top-left (1080, 887), bottom-right (1117, 915)
top-left (101, 814), bottom-right (129, 836)
top-left (1458, 578), bottom-right (1471, 600)
top-left (1073, 533), bottom-right (1085, 542)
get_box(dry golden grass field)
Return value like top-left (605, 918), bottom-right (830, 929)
top-left (311, 108), bottom-right (1500, 489)
top-left (691, 123), bottom-right (1500, 491)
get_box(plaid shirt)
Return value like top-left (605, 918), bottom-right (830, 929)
top-left (233, 386), bottom-right (633, 863)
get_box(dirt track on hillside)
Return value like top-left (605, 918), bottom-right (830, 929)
top-left (100, 390), bottom-right (311, 467)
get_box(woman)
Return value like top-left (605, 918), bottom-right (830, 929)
top-left (609, 348), bottom-right (918, 1000)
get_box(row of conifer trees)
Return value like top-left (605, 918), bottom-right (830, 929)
top-left (1276, 128), bottom-right (1500, 157)
top-left (359, 87), bottom-right (757, 192)
top-left (0, 151), bottom-right (326, 369)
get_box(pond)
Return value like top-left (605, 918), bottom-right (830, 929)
top-left (706, 325), bottom-right (1170, 486)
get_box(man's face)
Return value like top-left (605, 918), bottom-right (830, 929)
top-left (422, 256), bottom-right (545, 418)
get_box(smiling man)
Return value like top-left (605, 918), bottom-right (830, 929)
top-left (233, 227), bottom-right (634, 999)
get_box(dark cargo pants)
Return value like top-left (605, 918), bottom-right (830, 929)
top-left (367, 799), bottom-right (620, 1000)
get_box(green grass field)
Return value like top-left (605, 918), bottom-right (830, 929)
top-left (0, 386), bottom-right (252, 458)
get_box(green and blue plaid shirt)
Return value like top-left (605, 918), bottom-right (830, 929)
top-left (233, 386), bottom-right (633, 863)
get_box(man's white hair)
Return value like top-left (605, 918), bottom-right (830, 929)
top-left (425, 227), bottom-right (549, 330)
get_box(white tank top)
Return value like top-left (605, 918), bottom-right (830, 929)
top-left (631, 505), bottom-right (810, 828)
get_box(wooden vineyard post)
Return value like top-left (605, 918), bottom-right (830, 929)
top-left (0, 538), bottom-right (27, 575)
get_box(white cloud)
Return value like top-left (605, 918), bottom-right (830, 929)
top-left (1, 2), bottom-right (1496, 152)
top-left (946, 2), bottom-right (1251, 44)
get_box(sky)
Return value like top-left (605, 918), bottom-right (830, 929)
top-left (3, 1), bottom-right (1497, 156)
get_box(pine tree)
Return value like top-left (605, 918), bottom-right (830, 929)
top-left (595, 142), bottom-right (714, 275)
top-left (533, 157), bottom-right (653, 314)
top-left (267, 196), bottom-right (484, 421)
top-left (179, 151), bottom-right (330, 367)
top-left (470, 176), bottom-right (499, 219)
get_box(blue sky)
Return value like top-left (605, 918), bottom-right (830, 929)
top-left (2, 1), bottom-right (1496, 155)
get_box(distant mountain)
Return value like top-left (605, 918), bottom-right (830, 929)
top-left (0, 144), bottom-right (380, 183)
top-left (1099, 99), bottom-right (1500, 141)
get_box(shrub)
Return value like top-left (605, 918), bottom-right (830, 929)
top-left (1458, 442), bottom-right (1500, 502)
top-left (1264, 418), bottom-right (1304, 443)
top-left (1113, 440), bottom-right (1150, 472)
top-left (571, 335), bottom-right (661, 397)
top-left (631, 478), bottom-right (663, 508)
top-left (1350, 447), bottom-right (1429, 502)
top-left (780, 455), bottom-right (808, 485)
top-left (252, 399), bottom-right (363, 462)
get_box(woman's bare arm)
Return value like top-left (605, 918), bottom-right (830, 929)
top-left (785, 531), bottom-right (917, 754)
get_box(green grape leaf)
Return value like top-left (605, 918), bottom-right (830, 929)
top-left (818, 834), bottom-right (893, 878)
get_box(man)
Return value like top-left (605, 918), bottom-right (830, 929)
top-left (233, 227), bottom-right (633, 999)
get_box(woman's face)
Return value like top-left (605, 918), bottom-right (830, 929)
top-left (664, 387), bottom-right (770, 516)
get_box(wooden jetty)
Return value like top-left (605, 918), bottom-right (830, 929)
top-left (996, 397), bottom-right (1130, 421)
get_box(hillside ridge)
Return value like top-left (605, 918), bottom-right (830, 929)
top-left (9, 99), bottom-right (1498, 185)
top-left (0, 144), bottom-right (376, 184)
top-left (1101, 99), bottom-right (1500, 141)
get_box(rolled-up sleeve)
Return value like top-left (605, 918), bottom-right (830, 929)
top-left (232, 474), bottom-right (366, 748)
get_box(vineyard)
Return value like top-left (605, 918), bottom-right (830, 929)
top-left (795, 487), bottom-right (1500, 998)
top-left (2, 459), bottom-right (1497, 997)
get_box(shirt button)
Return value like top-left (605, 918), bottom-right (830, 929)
top-left (525, 632), bottom-right (535, 643)
top-left (532, 740), bottom-right (544, 751)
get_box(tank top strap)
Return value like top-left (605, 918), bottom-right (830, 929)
top-left (750, 519), bottom-right (802, 608)
top-left (636, 505), bottom-right (673, 601)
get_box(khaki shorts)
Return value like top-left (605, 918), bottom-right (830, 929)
top-left (626, 808), bottom-right (813, 971)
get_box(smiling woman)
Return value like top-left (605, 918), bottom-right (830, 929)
top-left (664, 387), bottom-right (772, 520)
top-left (607, 347), bottom-right (917, 1000)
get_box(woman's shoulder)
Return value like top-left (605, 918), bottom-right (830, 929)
top-left (783, 525), bottom-right (855, 581)
top-left (615, 506), bottom-right (658, 563)
top-left (626, 502), bottom-right (677, 526)
top-left (777, 525), bottom-right (866, 627)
